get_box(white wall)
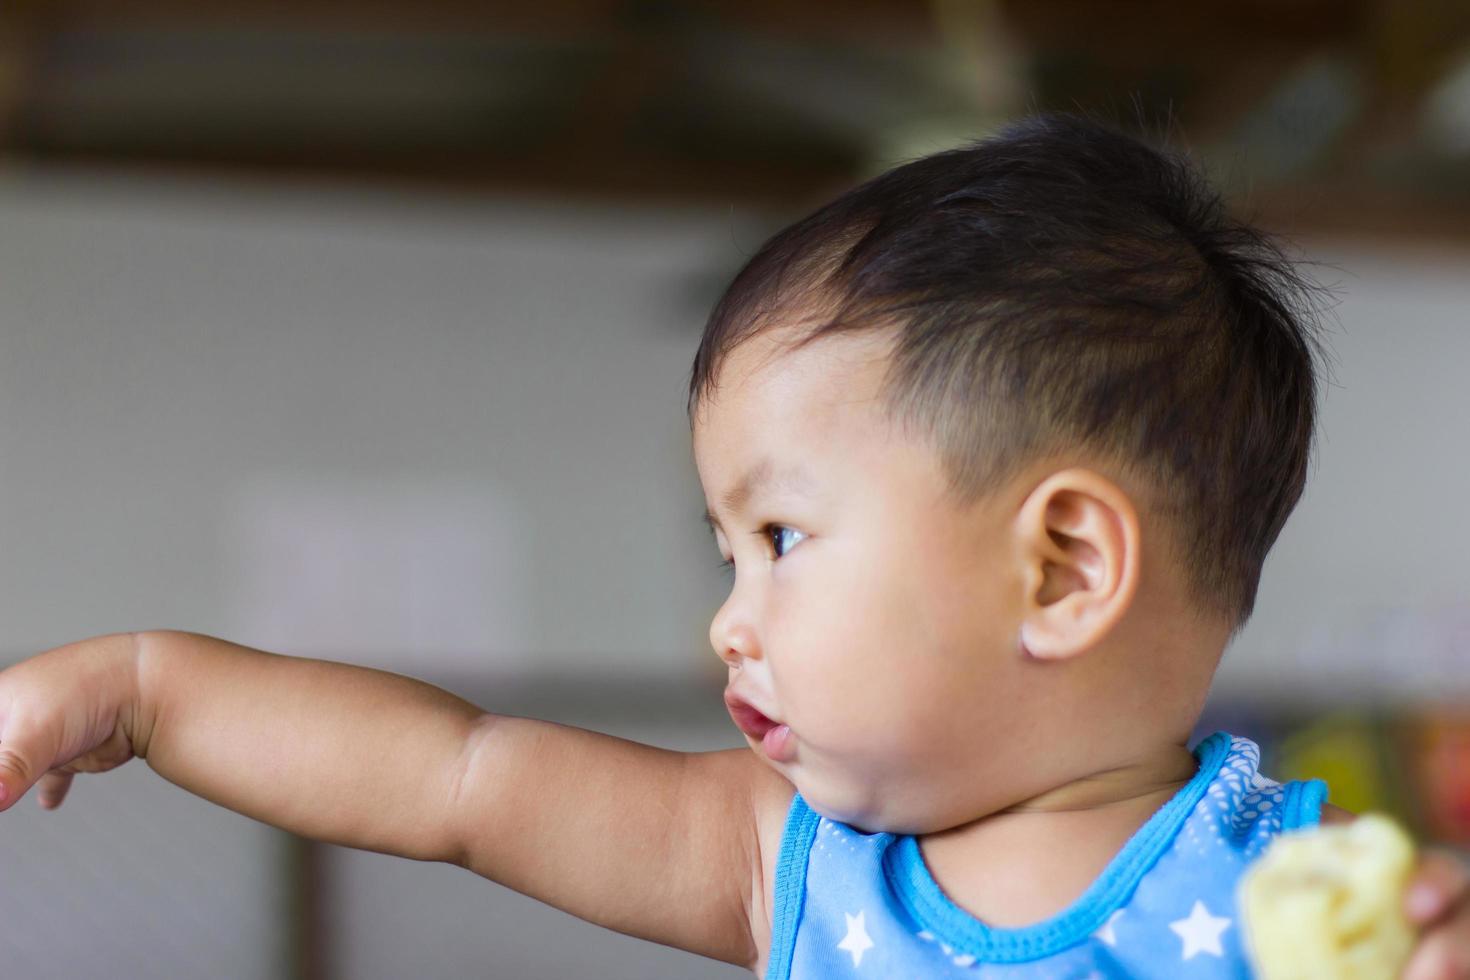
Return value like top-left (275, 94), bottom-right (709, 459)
top-left (1216, 240), bottom-right (1470, 708)
top-left (0, 167), bottom-right (742, 681)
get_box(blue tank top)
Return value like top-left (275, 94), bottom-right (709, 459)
top-left (765, 731), bottom-right (1327, 979)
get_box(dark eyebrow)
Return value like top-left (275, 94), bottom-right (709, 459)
top-left (703, 458), bottom-right (814, 533)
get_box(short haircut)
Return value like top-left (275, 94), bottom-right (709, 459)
top-left (688, 112), bottom-right (1329, 625)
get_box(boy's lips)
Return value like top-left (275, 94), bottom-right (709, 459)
top-left (723, 690), bottom-right (795, 762)
top-left (724, 690), bottom-right (778, 738)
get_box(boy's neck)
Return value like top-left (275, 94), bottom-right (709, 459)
top-left (991, 739), bottom-right (1198, 815)
top-left (917, 740), bottom-right (1198, 929)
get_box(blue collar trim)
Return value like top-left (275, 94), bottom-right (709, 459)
top-left (881, 731), bottom-right (1232, 962)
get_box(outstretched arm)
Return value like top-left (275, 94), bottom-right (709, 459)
top-left (0, 630), bottom-right (789, 971)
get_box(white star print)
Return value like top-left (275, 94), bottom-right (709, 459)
top-left (1169, 899), bottom-right (1231, 960)
top-left (1093, 909), bottom-right (1125, 947)
top-left (837, 910), bottom-right (875, 967)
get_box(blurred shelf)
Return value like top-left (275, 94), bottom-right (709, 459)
top-left (1, 0), bottom-right (1466, 236)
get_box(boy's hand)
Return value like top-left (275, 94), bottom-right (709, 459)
top-left (1403, 848), bottom-right (1470, 980)
top-left (0, 633), bottom-right (145, 811)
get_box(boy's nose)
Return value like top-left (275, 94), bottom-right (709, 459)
top-left (709, 606), bottom-right (760, 668)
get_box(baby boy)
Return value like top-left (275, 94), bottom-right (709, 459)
top-left (1, 113), bottom-right (1467, 978)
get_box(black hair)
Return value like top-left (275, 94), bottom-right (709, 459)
top-left (689, 111), bottom-right (1329, 624)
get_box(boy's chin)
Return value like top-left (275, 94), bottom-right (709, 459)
top-left (788, 771), bottom-right (903, 834)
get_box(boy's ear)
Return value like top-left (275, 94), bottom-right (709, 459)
top-left (1014, 468), bottom-right (1141, 661)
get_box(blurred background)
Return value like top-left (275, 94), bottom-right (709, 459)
top-left (1, 1), bottom-right (1467, 977)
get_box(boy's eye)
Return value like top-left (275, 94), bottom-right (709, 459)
top-left (715, 525), bottom-right (805, 574)
top-left (766, 524), bottom-right (805, 559)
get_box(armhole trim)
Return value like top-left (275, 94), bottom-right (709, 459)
top-left (765, 792), bottom-right (821, 980)
top-left (1281, 778), bottom-right (1329, 831)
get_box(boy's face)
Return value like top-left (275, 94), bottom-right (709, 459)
top-left (693, 327), bottom-right (1043, 834)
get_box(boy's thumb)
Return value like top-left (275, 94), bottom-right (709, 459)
top-left (0, 738), bottom-right (46, 812)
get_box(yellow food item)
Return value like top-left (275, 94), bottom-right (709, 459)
top-left (1239, 813), bottom-right (1416, 980)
